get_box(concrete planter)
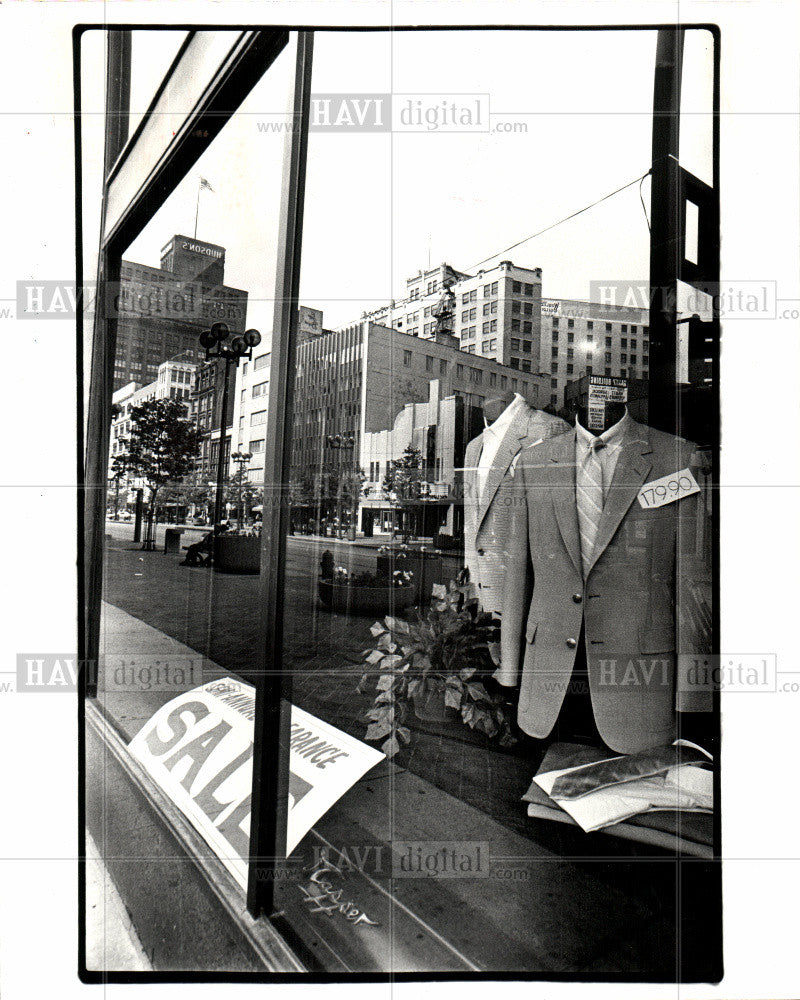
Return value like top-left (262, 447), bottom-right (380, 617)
top-left (317, 579), bottom-right (416, 616)
top-left (213, 535), bottom-right (261, 574)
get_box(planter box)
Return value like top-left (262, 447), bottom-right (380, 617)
top-left (318, 579), bottom-right (416, 616)
top-left (376, 552), bottom-right (449, 603)
top-left (411, 679), bottom-right (460, 723)
top-left (213, 535), bottom-right (261, 573)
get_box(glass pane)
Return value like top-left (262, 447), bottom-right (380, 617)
top-left (87, 30), bottom-right (294, 935)
top-left (272, 27), bottom-right (718, 977)
top-left (128, 29), bottom-right (190, 137)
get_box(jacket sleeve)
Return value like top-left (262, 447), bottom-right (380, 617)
top-left (675, 445), bottom-right (714, 713)
top-left (497, 451), bottom-right (532, 687)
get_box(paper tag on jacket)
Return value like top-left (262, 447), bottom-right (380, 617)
top-left (637, 468), bottom-right (700, 508)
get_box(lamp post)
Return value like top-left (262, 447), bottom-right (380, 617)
top-left (231, 450), bottom-right (253, 526)
top-left (326, 433), bottom-right (357, 540)
top-left (198, 322), bottom-right (261, 533)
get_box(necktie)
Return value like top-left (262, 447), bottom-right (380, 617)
top-left (576, 437), bottom-right (605, 577)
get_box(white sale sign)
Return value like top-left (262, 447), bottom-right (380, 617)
top-left (128, 678), bottom-right (385, 890)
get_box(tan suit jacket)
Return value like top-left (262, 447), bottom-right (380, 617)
top-left (462, 406), bottom-right (567, 614)
top-left (499, 418), bottom-right (712, 754)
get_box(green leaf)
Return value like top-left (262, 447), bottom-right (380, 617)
top-left (487, 642), bottom-right (501, 666)
top-left (459, 665), bottom-right (476, 681)
top-left (431, 583), bottom-right (447, 599)
top-left (382, 735), bottom-right (401, 758)
top-left (375, 691), bottom-right (395, 704)
top-left (396, 725), bottom-right (411, 744)
top-left (466, 682), bottom-right (491, 704)
top-left (365, 720), bottom-right (392, 740)
top-left (365, 649), bottom-right (384, 665)
top-left (444, 687), bottom-right (462, 711)
top-left (407, 678), bottom-right (422, 698)
top-left (381, 654), bottom-right (403, 670)
top-left (377, 633), bottom-right (396, 652)
top-left (384, 616), bottom-right (410, 634)
top-left (376, 674), bottom-right (395, 691)
top-left (370, 622), bottom-right (386, 637)
top-left (461, 702), bottom-right (475, 725)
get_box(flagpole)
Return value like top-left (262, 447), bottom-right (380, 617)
top-left (194, 178), bottom-right (201, 239)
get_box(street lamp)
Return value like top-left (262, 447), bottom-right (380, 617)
top-left (198, 322), bottom-right (261, 532)
top-left (231, 450), bottom-right (253, 526)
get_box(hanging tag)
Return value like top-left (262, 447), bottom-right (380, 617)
top-left (637, 468), bottom-right (701, 508)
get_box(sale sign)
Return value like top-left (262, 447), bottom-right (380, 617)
top-left (128, 678), bottom-right (385, 891)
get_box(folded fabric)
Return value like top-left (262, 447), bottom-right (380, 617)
top-left (549, 739), bottom-right (712, 801)
top-left (534, 763), bottom-right (712, 833)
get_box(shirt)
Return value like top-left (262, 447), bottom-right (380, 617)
top-left (477, 393), bottom-right (526, 499)
top-left (575, 410), bottom-right (632, 502)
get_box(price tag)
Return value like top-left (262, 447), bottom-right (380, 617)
top-left (637, 468), bottom-right (701, 509)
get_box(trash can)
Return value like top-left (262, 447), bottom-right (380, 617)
top-left (164, 528), bottom-right (183, 554)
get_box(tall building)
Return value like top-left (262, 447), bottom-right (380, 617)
top-left (356, 260), bottom-right (544, 374)
top-left (284, 319), bottom-right (548, 535)
top-left (112, 235), bottom-right (248, 390)
top-left (108, 355), bottom-right (198, 503)
top-left (188, 356), bottom-right (237, 482)
top-left (540, 297), bottom-right (649, 410)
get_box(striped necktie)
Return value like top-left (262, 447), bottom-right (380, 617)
top-left (576, 437), bottom-right (605, 578)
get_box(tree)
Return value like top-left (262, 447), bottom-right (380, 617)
top-left (382, 445), bottom-right (426, 541)
top-left (119, 398), bottom-right (201, 550)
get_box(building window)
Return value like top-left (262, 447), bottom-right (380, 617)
top-left (251, 410), bottom-right (267, 426)
top-left (620, 353), bottom-right (627, 363)
top-left (523, 321), bottom-right (532, 334)
top-left (551, 346), bottom-right (559, 358)
top-left (606, 323), bottom-right (612, 332)
top-left (631, 325), bottom-right (637, 334)
top-left (512, 280), bottom-right (521, 293)
top-left (466, 344), bottom-right (476, 353)
top-left (587, 321), bottom-right (594, 330)
top-left (605, 336), bottom-right (612, 347)
top-left (552, 318), bottom-right (559, 328)
top-left (605, 367), bottom-right (612, 376)
top-left (631, 339), bottom-right (637, 349)
top-left (439, 359), bottom-right (447, 375)
top-left (620, 367), bottom-right (627, 377)
top-left (482, 340), bottom-right (491, 353)
top-left (249, 438), bottom-right (265, 454)
top-left (567, 348), bottom-right (574, 359)
top-left (621, 338), bottom-right (628, 349)
top-left (524, 282), bottom-right (533, 296)
top-left (585, 365), bottom-right (593, 374)
top-left (521, 360), bottom-right (531, 372)
top-left (586, 351), bottom-right (593, 361)
top-left (511, 319), bottom-right (520, 332)
top-left (643, 326), bottom-right (649, 334)
top-left (425, 355), bottom-right (434, 372)
top-left (605, 351), bottom-right (612, 363)
top-left (489, 319), bottom-right (497, 332)
top-left (551, 377), bottom-right (558, 388)
top-left (470, 368), bottom-right (482, 384)
top-left (403, 350), bottom-right (412, 367)
top-left (552, 331), bottom-right (559, 342)
top-left (621, 324), bottom-right (627, 333)
top-left (489, 338), bottom-right (497, 350)
top-left (630, 354), bottom-right (637, 365)
top-left (511, 379), bottom-right (517, 391)
top-left (568, 319), bottom-right (575, 329)
top-left (566, 363), bottom-right (574, 374)
top-left (512, 301), bottom-right (521, 314)
top-left (252, 381), bottom-right (268, 398)
top-left (510, 358), bottom-right (519, 369)
top-left (456, 364), bottom-right (464, 379)
top-left (586, 333), bottom-right (593, 342)
top-left (567, 332), bottom-right (574, 343)
top-left (254, 354), bottom-right (270, 370)
top-left (551, 361), bottom-right (558, 373)
top-left (500, 376), bottom-right (507, 388)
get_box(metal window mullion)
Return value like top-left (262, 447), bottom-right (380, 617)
top-left (248, 31), bottom-right (314, 919)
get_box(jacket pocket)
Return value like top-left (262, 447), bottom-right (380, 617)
top-left (638, 625), bottom-right (675, 654)
top-left (526, 622), bottom-right (538, 644)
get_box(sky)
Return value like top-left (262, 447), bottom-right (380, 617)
top-left (83, 27), bottom-right (714, 346)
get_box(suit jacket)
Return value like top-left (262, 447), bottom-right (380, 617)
top-left (462, 406), bottom-right (567, 614)
top-left (499, 417), bottom-right (712, 754)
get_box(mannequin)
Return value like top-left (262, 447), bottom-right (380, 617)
top-left (461, 394), bottom-right (567, 614)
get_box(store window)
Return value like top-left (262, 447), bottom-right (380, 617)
top-left (84, 24), bottom-right (719, 981)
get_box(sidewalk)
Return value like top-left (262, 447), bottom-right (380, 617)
top-left (85, 827), bottom-right (152, 972)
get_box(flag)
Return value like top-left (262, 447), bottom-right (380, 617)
top-left (199, 177), bottom-right (214, 193)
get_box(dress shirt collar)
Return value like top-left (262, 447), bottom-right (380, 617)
top-left (575, 408), bottom-right (632, 452)
top-left (483, 392), bottom-right (526, 436)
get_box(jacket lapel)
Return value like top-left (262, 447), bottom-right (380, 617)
top-left (586, 426), bottom-right (653, 575)
top-left (475, 409), bottom-right (529, 531)
top-left (545, 431), bottom-right (583, 578)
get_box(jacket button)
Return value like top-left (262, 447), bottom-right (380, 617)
top-left (477, 548), bottom-right (485, 556)
top-left (566, 637), bottom-right (577, 648)
top-left (572, 593), bottom-right (582, 603)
